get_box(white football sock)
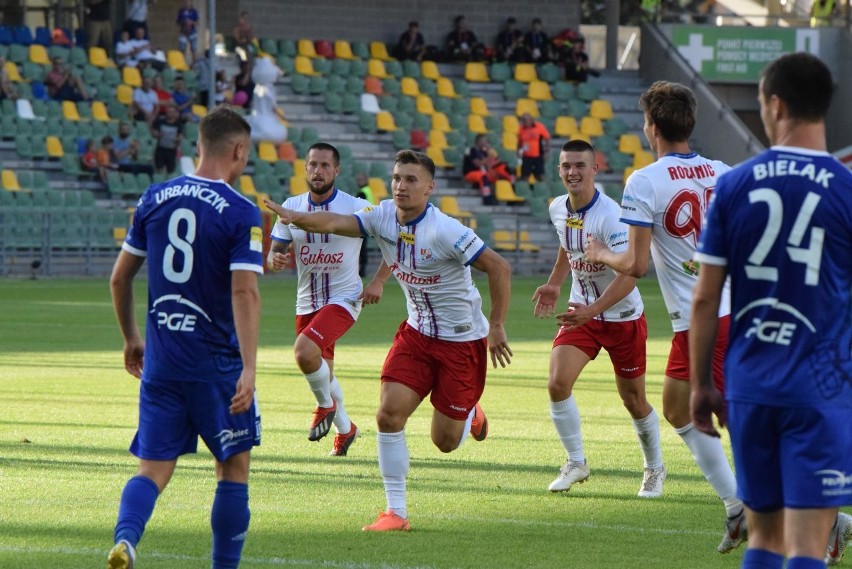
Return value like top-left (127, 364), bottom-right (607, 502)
top-left (550, 396), bottom-right (585, 464)
top-left (676, 423), bottom-right (742, 514)
top-left (329, 376), bottom-right (352, 434)
top-left (377, 430), bottom-right (409, 519)
top-left (304, 360), bottom-right (333, 408)
top-left (455, 407), bottom-right (475, 448)
top-left (633, 408), bottom-right (663, 470)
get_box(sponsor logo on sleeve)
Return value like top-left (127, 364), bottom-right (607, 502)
top-left (250, 226), bottom-right (263, 252)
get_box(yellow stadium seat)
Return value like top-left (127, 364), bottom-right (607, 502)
top-left (470, 96), bottom-right (490, 116)
top-left (46, 135), bottom-right (64, 158)
top-left (421, 60), bottom-right (440, 80)
top-left (376, 111), bottom-right (397, 131)
top-left (415, 94), bottom-right (435, 115)
top-left (633, 150), bottom-right (655, 169)
top-left (580, 116), bottom-right (604, 137)
top-left (116, 84), bottom-right (134, 105)
top-left (294, 55), bottom-right (318, 76)
top-left (367, 59), bottom-right (388, 79)
top-left (503, 115), bottom-right (519, 135)
top-left (492, 230), bottom-right (517, 251)
top-left (91, 100), bottom-right (111, 122)
top-left (431, 112), bottom-right (451, 133)
top-left (88, 46), bottom-right (114, 68)
top-left (167, 50), bottom-right (189, 71)
top-left (297, 39), bottom-right (317, 58)
top-left (294, 158), bottom-right (306, 174)
top-left (436, 77), bottom-right (459, 99)
top-left (501, 131), bottom-right (519, 151)
top-left (426, 146), bottom-right (454, 169)
top-left (618, 133), bottom-right (643, 154)
top-left (122, 66), bottom-right (142, 88)
top-left (192, 104), bottom-right (207, 119)
top-left (4, 61), bottom-right (22, 82)
top-left (113, 227), bottom-right (127, 245)
top-left (570, 132), bottom-right (592, 143)
top-left (429, 129), bottom-right (448, 149)
top-left (239, 175), bottom-right (257, 195)
top-left (29, 44), bottom-right (50, 65)
top-left (368, 177), bottom-right (389, 200)
top-left (439, 196), bottom-right (473, 220)
top-left (514, 63), bottom-right (537, 83)
top-left (467, 114), bottom-right (487, 134)
top-left (495, 182), bottom-right (525, 203)
top-left (515, 98), bottom-right (539, 118)
top-left (464, 62), bottom-right (489, 82)
top-left (258, 141), bottom-right (278, 162)
top-left (517, 231), bottom-right (541, 252)
top-left (554, 116), bottom-right (579, 138)
top-left (400, 77), bottom-right (420, 96)
top-left (370, 41), bottom-right (393, 61)
top-left (589, 99), bottom-right (614, 120)
top-left (527, 80), bottom-right (552, 101)
top-left (62, 100), bottom-right (81, 121)
top-left (2, 169), bottom-right (21, 191)
top-left (334, 40), bottom-right (355, 60)
top-left (290, 175), bottom-right (308, 196)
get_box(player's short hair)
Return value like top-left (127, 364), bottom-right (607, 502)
top-left (638, 81), bottom-right (697, 143)
top-left (307, 142), bottom-right (340, 166)
top-left (395, 149), bottom-right (435, 179)
top-left (761, 52), bottom-right (833, 122)
top-left (199, 106), bottom-right (250, 156)
top-left (562, 139), bottom-right (596, 156)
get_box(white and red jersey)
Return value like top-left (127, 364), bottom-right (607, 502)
top-left (270, 189), bottom-right (370, 319)
top-left (550, 191), bottom-right (643, 322)
top-left (620, 152), bottom-right (731, 332)
top-left (354, 201), bottom-right (490, 342)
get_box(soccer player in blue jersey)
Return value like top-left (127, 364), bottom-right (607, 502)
top-left (107, 107), bottom-right (263, 569)
top-left (690, 52), bottom-right (852, 569)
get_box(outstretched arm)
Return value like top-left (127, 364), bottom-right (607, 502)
top-left (471, 248), bottom-right (513, 368)
top-left (584, 224), bottom-right (652, 278)
top-left (110, 250), bottom-right (146, 378)
top-left (689, 263), bottom-right (727, 437)
top-left (264, 198), bottom-right (362, 237)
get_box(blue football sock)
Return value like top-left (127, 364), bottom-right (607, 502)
top-left (114, 475), bottom-right (159, 548)
top-left (787, 557), bottom-right (827, 569)
top-left (211, 480), bottom-right (250, 569)
top-left (742, 548), bottom-right (785, 569)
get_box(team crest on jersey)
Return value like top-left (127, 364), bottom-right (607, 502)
top-left (681, 259), bottom-right (700, 276)
top-left (362, 206), bottom-right (374, 212)
top-left (398, 231), bottom-right (415, 245)
top-left (419, 247), bottom-right (433, 262)
top-left (566, 217), bottom-right (583, 229)
top-left (250, 226), bottom-right (263, 252)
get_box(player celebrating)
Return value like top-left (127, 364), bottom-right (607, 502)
top-left (267, 142), bottom-right (388, 456)
top-left (264, 149), bottom-right (512, 532)
top-left (691, 52), bottom-right (852, 568)
top-left (108, 107), bottom-right (262, 569)
top-left (583, 81), bottom-right (745, 552)
top-left (533, 140), bottom-right (664, 497)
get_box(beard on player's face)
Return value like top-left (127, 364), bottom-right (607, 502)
top-left (310, 179), bottom-right (335, 195)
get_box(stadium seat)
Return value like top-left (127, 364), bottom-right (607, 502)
top-left (514, 63), bottom-right (537, 83)
top-left (376, 111), bottom-right (397, 132)
top-left (554, 116), bottom-right (579, 138)
top-left (46, 135), bottom-right (63, 158)
top-left (415, 94), bottom-right (435, 115)
top-left (469, 97), bottom-right (490, 117)
top-left (623, 166), bottom-right (637, 185)
top-left (426, 146), bottom-right (454, 169)
top-left (16, 98), bottom-right (38, 120)
top-left (436, 77), bottom-right (459, 99)
top-left (334, 40), bottom-right (355, 60)
top-left (62, 100), bottom-right (81, 121)
top-left (618, 133), bottom-right (643, 155)
top-left (360, 93), bottom-right (381, 114)
top-left (528, 80), bottom-right (552, 101)
top-left (501, 131), bottom-right (519, 151)
top-left (400, 77), bottom-right (420, 96)
top-left (464, 62), bottom-right (489, 83)
top-left (421, 60), bottom-right (440, 81)
top-left (166, 50), bottom-right (189, 71)
top-left (370, 41), bottom-right (393, 61)
top-left (552, 81), bottom-right (576, 102)
top-left (431, 112), bottom-right (451, 133)
top-left (2, 169), bottom-right (22, 191)
top-left (633, 150), bottom-right (655, 169)
top-left (368, 177), bottom-right (389, 200)
top-left (289, 175), bottom-right (308, 196)
top-left (121, 66), bottom-right (141, 87)
top-left (297, 39), bottom-right (317, 58)
top-left (314, 40), bottom-right (334, 58)
top-left (494, 181), bottom-right (525, 203)
top-left (580, 116), bottom-right (604, 137)
top-left (367, 59), bottom-right (388, 79)
top-left (4, 60), bottom-right (22, 82)
top-left (88, 46), bottom-right (114, 68)
top-left (294, 55), bottom-right (318, 76)
top-left (28, 44), bottom-right (49, 65)
top-left (428, 129), bottom-right (448, 149)
top-left (91, 100), bottom-right (110, 122)
top-left (258, 141), bottom-right (278, 162)
top-left (363, 75), bottom-right (383, 95)
top-left (589, 99), bottom-right (614, 120)
top-left (467, 114), bottom-right (487, 134)
top-left (116, 84), bottom-right (133, 105)
top-left (515, 98), bottom-right (539, 118)
top-left (503, 115), bottom-right (520, 135)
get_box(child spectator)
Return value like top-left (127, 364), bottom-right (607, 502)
top-left (81, 139), bottom-right (105, 183)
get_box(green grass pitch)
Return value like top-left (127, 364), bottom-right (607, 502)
top-left (0, 274), bottom-right (805, 568)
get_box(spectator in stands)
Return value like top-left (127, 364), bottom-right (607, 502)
top-left (0, 56), bottom-right (19, 101)
top-left (115, 30), bottom-right (137, 67)
top-left (192, 50), bottom-right (212, 106)
top-left (113, 121), bottom-right (155, 175)
top-left (151, 103), bottom-right (184, 174)
top-left (394, 21), bottom-right (426, 62)
top-left (177, 0), bottom-right (199, 56)
top-left (525, 18), bottom-right (551, 64)
top-left (124, 0), bottom-right (153, 39)
top-left (233, 59), bottom-right (255, 109)
top-left (86, 0), bottom-right (113, 57)
top-left (128, 26), bottom-right (167, 71)
top-left (463, 134), bottom-right (513, 205)
top-left (132, 76), bottom-right (160, 123)
top-left (45, 57), bottom-right (89, 102)
top-left (151, 75), bottom-right (174, 117)
top-left (232, 11), bottom-right (256, 61)
top-left (81, 139), bottom-right (104, 182)
top-left (96, 135), bottom-right (120, 182)
top-left (562, 37), bottom-right (598, 82)
top-left (355, 172), bottom-right (373, 277)
top-left (517, 113), bottom-right (551, 185)
top-left (495, 17), bottom-right (528, 63)
top-left (171, 76), bottom-right (195, 122)
top-left (445, 15), bottom-right (482, 62)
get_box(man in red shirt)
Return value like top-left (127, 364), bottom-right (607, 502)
top-left (517, 113), bottom-right (551, 184)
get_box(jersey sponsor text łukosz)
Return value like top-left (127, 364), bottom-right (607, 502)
top-left (123, 174), bottom-right (264, 383)
top-left (697, 147), bottom-right (852, 407)
top-left (550, 191), bottom-right (643, 321)
top-left (620, 153), bottom-right (731, 331)
top-left (354, 201), bottom-right (489, 341)
top-left (270, 189), bottom-right (370, 319)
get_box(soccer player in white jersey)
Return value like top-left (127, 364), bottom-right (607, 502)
top-left (108, 107), bottom-right (262, 569)
top-left (267, 142), bottom-right (389, 457)
top-left (532, 139), bottom-right (664, 497)
top-left (264, 149), bottom-right (513, 532)
top-left (691, 53), bottom-right (852, 569)
top-left (584, 81), bottom-right (746, 553)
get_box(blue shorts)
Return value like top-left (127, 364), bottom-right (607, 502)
top-left (729, 401), bottom-right (852, 512)
top-left (130, 379), bottom-right (261, 463)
